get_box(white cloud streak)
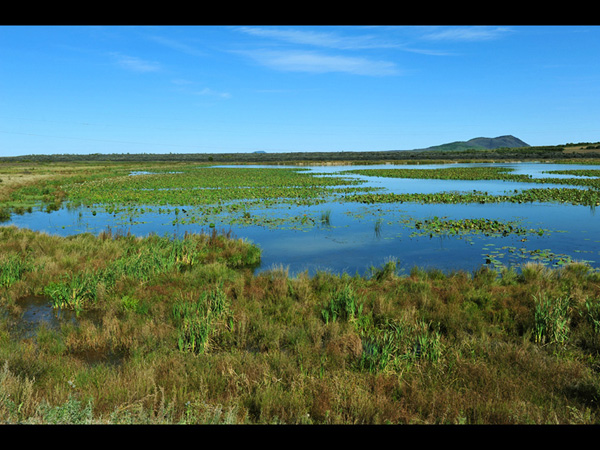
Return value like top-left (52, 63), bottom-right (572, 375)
top-left (237, 26), bottom-right (400, 50)
top-left (243, 49), bottom-right (400, 76)
top-left (235, 26), bottom-right (402, 76)
top-left (194, 87), bottom-right (231, 99)
top-left (419, 26), bottom-right (513, 42)
top-left (110, 52), bottom-right (161, 73)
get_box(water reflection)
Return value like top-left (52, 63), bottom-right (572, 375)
top-left (9, 295), bottom-right (78, 340)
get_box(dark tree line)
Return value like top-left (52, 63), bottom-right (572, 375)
top-left (2, 144), bottom-right (599, 165)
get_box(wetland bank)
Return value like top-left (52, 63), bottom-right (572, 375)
top-left (2, 147), bottom-right (600, 424)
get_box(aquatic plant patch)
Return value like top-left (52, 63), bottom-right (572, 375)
top-left (59, 167), bottom-right (377, 231)
top-left (344, 166), bottom-right (600, 189)
top-left (404, 216), bottom-right (547, 238)
top-left (343, 166), bottom-right (534, 182)
top-left (481, 245), bottom-right (580, 270)
top-left (63, 167), bottom-right (367, 209)
top-left (341, 166), bottom-right (600, 206)
top-left (543, 169), bottom-right (600, 178)
top-left (343, 187), bottom-right (600, 207)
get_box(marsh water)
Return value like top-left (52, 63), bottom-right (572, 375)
top-left (5, 162), bottom-right (600, 277)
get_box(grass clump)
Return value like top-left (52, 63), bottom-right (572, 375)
top-left (533, 294), bottom-right (571, 346)
top-left (173, 287), bottom-right (232, 354)
top-left (0, 254), bottom-right (33, 288)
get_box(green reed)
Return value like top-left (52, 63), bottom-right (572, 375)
top-left (320, 209), bottom-right (332, 226)
top-left (44, 271), bottom-right (101, 313)
top-left (320, 282), bottom-right (443, 374)
top-left (321, 285), bottom-right (363, 324)
top-left (533, 294), bottom-right (571, 345)
top-left (583, 297), bottom-right (600, 334)
top-left (358, 318), bottom-right (443, 373)
top-left (0, 254), bottom-right (32, 288)
top-left (173, 287), bottom-right (231, 354)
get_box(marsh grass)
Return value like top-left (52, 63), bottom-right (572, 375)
top-left (44, 272), bottom-right (100, 313)
top-left (533, 294), bottom-right (571, 345)
top-left (0, 254), bottom-right (32, 288)
top-left (2, 228), bottom-right (600, 424)
top-left (173, 287), bottom-right (231, 354)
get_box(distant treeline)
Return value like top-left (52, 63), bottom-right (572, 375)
top-left (2, 143), bottom-right (600, 164)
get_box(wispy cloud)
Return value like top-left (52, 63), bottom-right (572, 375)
top-left (170, 79), bottom-right (231, 99)
top-left (237, 26), bottom-right (400, 50)
top-left (242, 49), bottom-right (400, 76)
top-left (419, 26), bottom-right (512, 42)
top-left (235, 26), bottom-right (402, 76)
top-left (109, 52), bottom-right (161, 73)
top-left (144, 34), bottom-right (207, 57)
top-left (194, 87), bottom-right (231, 99)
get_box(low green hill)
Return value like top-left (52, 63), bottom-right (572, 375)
top-left (418, 135), bottom-right (530, 152)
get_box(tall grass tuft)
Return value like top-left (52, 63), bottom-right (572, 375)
top-left (358, 318), bottom-right (443, 373)
top-left (533, 294), bottom-right (571, 345)
top-left (173, 287), bottom-right (231, 354)
top-left (0, 361), bottom-right (36, 423)
top-left (0, 254), bottom-right (32, 288)
top-left (321, 285), bottom-right (363, 324)
top-left (583, 297), bottom-right (600, 334)
top-left (43, 271), bottom-right (101, 313)
top-left (369, 259), bottom-right (397, 281)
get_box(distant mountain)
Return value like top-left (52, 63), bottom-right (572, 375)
top-left (417, 135), bottom-right (530, 152)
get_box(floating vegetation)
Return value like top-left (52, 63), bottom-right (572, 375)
top-left (344, 165), bottom-right (600, 189)
top-left (338, 166), bottom-right (600, 207)
top-left (64, 167), bottom-right (367, 210)
top-left (343, 166), bottom-right (534, 182)
top-left (543, 169), bottom-right (600, 178)
top-left (343, 187), bottom-right (600, 207)
top-left (482, 245), bottom-right (581, 270)
top-left (404, 216), bottom-right (548, 238)
top-left (58, 167), bottom-right (377, 231)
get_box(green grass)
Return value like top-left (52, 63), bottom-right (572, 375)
top-left (0, 254), bottom-right (32, 288)
top-left (2, 227), bottom-right (600, 424)
top-left (173, 287), bottom-right (232, 354)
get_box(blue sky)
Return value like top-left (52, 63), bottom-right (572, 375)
top-left (1, 25), bottom-right (600, 157)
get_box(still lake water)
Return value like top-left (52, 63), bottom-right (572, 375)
top-left (5, 162), bottom-right (600, 277)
